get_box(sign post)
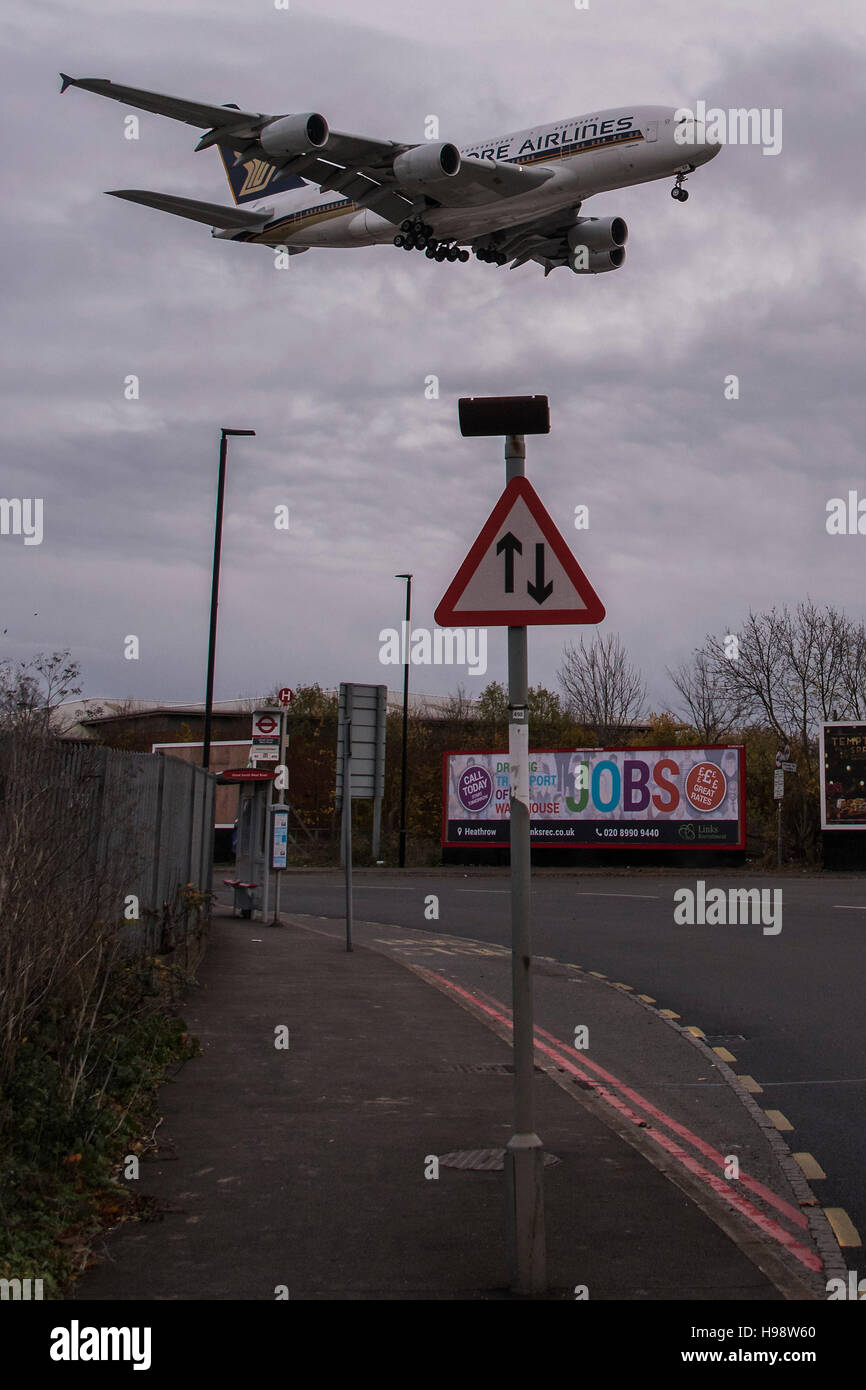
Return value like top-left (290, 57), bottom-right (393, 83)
top-left (436, 395), bottom-right (604, 1297)
top-left (774, 746), bottom-right (791, 868)
top-left (503, 433), bottom-right (543, 1298)
top-left (251, 709), bottom-right (283, 923)
top-left (336, 683), bottom-right (386, 953)
top-left (774, 766), bottom-right (784, 866)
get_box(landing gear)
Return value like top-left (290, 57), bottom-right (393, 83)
top-left (671, 171), bottom-right (690, 201)
top-left (475, 247), bottom-right (507, 266)
top-left (400, 216), bottom-right (434, 238)
top-left (395, 233), bottom-right (469, 264)
top-left (397, 230), bottom-right (428, 251)
top-left (394, 215), bottom-right (472, 263)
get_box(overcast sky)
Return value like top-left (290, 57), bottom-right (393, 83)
top-left (2, 0), bottom-right (865, 718)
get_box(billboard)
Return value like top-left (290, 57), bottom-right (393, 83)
top-left (820, 723), bottom-right (866, 830)
top-left (443, 746), bottom-right (745, 850)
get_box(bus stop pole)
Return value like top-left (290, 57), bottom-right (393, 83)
top-left (261, 778), bottom-right (271, 923)
top-left (272, 710), bottom-right (288, 923)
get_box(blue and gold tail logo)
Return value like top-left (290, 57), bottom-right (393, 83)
top-left (218, 144), bottom-right (308, 205)
top-left (238, 159), bottom-right (277, 198)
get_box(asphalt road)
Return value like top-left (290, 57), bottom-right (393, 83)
top-left (263, 867), bottom-right (866, 1262)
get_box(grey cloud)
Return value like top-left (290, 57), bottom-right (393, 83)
top-left (1, 3), bottom-right (864, 715)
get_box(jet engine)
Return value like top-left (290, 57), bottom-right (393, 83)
top-left (392, 142), bottom-right (461, 192)
top-left (568, 217), bottom-right (628, 253)
top-left (568, 246), bottom-right (626, 273)
top-left (567, 218), bottom-right (628, 273)
top-left (260, 112), bottom-right (330, 157)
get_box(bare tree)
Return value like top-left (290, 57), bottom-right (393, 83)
top-left (838, 619), bottom-right (866, 719)
top-left (0, 651), bottom-right (82, 734)
top-left (558, 633), bottom-right (646, 742)
top-left (783, 601), bottom-right (852, 750)
top-left (667, 646), bottom-right (750, 741)
top-left (736, 604), bottom-right (856, 772)
top-left (674, 603), bottom-right (860, 779)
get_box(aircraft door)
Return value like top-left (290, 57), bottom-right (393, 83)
top-left (645, 121), bottom-right (658, 141)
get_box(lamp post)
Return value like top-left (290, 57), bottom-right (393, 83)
top-left (202, 428), bottom-right (256, 770)
top-left (396, 573), bottom-right (413, 868)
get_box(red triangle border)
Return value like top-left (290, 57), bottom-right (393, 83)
top-left (434, 476), bottom-right (605, 627)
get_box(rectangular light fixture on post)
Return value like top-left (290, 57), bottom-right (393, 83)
top-left (458, 395), bottom-right (550, 437)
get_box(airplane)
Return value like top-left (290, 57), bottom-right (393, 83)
top-left (60, 75), bottom-right (721, 277)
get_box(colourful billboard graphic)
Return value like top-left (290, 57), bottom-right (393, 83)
top-left (820, 723), bottom-right (866, 830)
top-left (443, 746), bottom-right (745, 850)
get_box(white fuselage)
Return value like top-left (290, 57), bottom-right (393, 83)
top-left (224, 104), bottom-right (717, 250)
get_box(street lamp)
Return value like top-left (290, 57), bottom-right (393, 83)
top-left (396, 573), bottom-right (413, 867)
top-left (202, 428), bottom-right (256, 771)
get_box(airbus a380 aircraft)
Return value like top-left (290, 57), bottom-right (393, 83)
top-left (61, 75), bottom-right (720, 277)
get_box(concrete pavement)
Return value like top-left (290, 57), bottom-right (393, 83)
top-left (69, 906), bottom-right (828, 1301)
top-left (275, 866), bottom-right (866, 1253)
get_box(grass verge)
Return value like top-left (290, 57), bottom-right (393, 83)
top-left (0, 955), bottom-right (201, 1298)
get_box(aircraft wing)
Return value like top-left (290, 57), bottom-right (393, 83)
top-left (256, 143), bottom-right (552, 222)
top-left (61, 75), bottom-right (553, 225)
top-left (60, 75), bottom-right (275, 135)
top-left (106, 190), bottom-right (273, 230)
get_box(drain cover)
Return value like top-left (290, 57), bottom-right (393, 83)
top-left (438, 1148), bottom-right (561, 1171)
top-left (443, 1062), bottom-right (544, 1075)
top-left (704, 1033), bottom-right (748, 1045)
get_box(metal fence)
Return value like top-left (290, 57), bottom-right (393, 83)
top-left (0, 736), bottom-right (215, 955)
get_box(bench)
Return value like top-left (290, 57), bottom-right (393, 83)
top-left (224, 878), bottom-right (259, 918)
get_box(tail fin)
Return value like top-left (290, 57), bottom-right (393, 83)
top-left (216, 106), bottom-right (308, 204)
top-left (218, 143), bottom-right (308, 204)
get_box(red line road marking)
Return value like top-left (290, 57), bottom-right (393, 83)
top-left (417, 968), bottom-right (822, 1276)
top-left (528, 1017), bottom-right (808, 1230)
top-left (467, 984), bottom-right (807, 1228)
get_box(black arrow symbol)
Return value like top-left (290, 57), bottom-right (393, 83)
top-left (496, 531), bottom-right (522, 592)
top-left (527, 543), bottom-right (553, 604)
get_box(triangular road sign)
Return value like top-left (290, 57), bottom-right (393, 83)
top-left (435, 476), bottom-right (604, 627)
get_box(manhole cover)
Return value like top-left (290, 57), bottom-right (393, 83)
top-left (438, 1148), bottom-right (561, 1171)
